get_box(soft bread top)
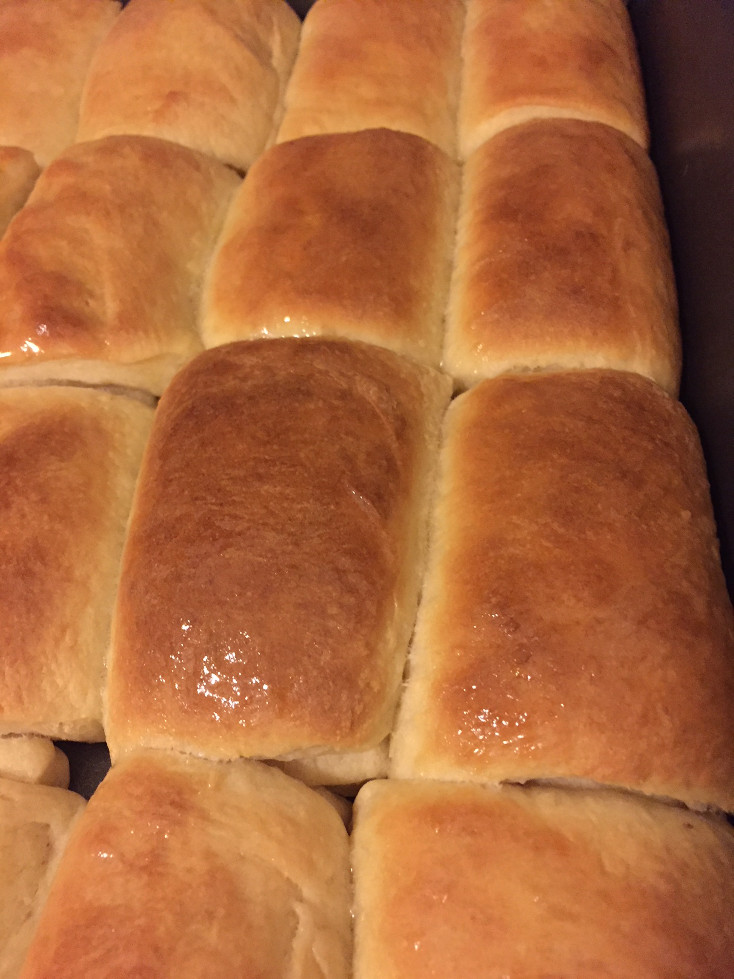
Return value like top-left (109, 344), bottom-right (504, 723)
top-left (444, 118), bottom-right (680, 393)
top-left (0, 776), bottom-right (85, 979)
top-left (460, 0), bottom-right (648, 158)
top-left (0, 136), bottom-right (239, 394)
top-left (277, 0), bottom-right (465, 157)
top-left (0, 147), bottom-right (40, 237)
top-left (106, 339), bottom-right (450, 763)
top-left (390, 370), bottom-right (734, 811)
top-left (0, 387), bottom-right (154, 741)
top-left (352, 779), bottom-right (734, 979)
top-left (0, 0), bottom-right (120, 166)
top-left (203, 128), bottom-right (459, 366)
top-left (19, 751), bottom-right (351, 978)
top-left (77, 0), bottom-right (300, 171)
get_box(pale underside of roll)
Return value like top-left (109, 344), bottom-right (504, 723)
top-left (0, 147), bottom-right (40, 238)
top-left (390, 370), bottom-right (734, 812)
top-left (0, 736), bottom-right (69, 788)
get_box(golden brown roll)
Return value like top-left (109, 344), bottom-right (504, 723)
top-left (106, 339), bottom-right (450, 774)
top-left (0, 0), bottom-right (120, 167)
top-left (276, 0), bottom-right (465, 157)
top-left (202, 129), bottom-right (459, 366)
top-left (0, 387), bottom-right (154, 741)
top-left (77, 0), bottom-right (300, 171)
top-left (352, 779), bottom-right (734, 979)
top-left (460, 0), bottom-right (648, 158)
top-left (0, 736), bottom-right (69, 788)
top-left (19, 751), bottom-right (351, 978)
top-left (390, 370), bottom-right (734, 812)
top-left (0, 776), bottom-right (84, 979)
top-left (445, 118), bottom-right (680, 393)
top-left (0, 147), bottom-right (40, 237)
top-left (0, 136), bottom-right (239, 395)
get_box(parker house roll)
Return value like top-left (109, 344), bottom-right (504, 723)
top-left (0, 736), bottom-right (69, 788)
top-left (20, 751), bottom-right (351, 978)
top-left (0, 148), bottom-right (40, 238)
top-left (0, 0), bottom-right (120, 168)
top-left (106, 340), bottom-right (450, 782)
top-left (203, 129), bottom-right (459, 366)
top-left (0, 136), bottom-right (239, 395)
top-left (445, 118), bottom-right (680, 393)
top-left (276, 0), bottom-right (465, 158)
top-left (460, 0), bottom-right (648, 159)
top-left (77, 0), bottom-right (300, 172)
top-left (352, 779), bottom-right (734, 979)
top-left (390, 370), bottom-right (734, 812)
top-left (0, 776), bottom-right (84, 979)
top-left (0, 387), bottom-right (154, 741)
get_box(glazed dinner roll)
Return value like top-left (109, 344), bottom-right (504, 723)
top-left (276, 0), bottom-right (465, 157)
top-left (106, 340), bottom-right (450, 772)
top-left (77, 0), bottom-right (300, 171)
top-left (352, 779), bottom-right (734, 979)
top-left (0, 136), bottom-right (239, 395)
top-left (445, 118), bottom-right (680, 393)
top-left (0, 736), bottom-right (69, 789)
top-left (203, 129), bottom-right (459, 366)
top-left (0, 777), bottom-right (84, 979)
top-left (0, 0), bottom-right (120, 167)
top-left (19, 751), bottom-right (351, 979)
top-left (0, 147), bottom-right (40, 237)
top-left (390, 370), bottom-right (734, 812)
top-left (0, 387), bottom-right (154, 742)
top-left (460, 0), bottom-right (648, 159)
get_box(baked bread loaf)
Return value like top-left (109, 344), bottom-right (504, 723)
top-left (0, 147), bottom-right (40, 237)
top-left (444, 118), bottom-right (680, 392)
top-left (390, 370), bottom-right (734, 811)
top-left (0, 736), bottom-right (69, 788)
top-left (106, 339), bottom-right (450, 775)
top-left (0, 776), bottom-right (84, 979)
top-left (203, 129), bottom-right (459, 366)
top-left (77, 0), bottom-right (300, 171)
top-left (352, 779), bottom-right (734, 978)
top-left (0, 387), bottom-right (154, 741)
top-left (19, 751), bottom-right (351, 978)
top-left (276, 0), bottom-right (465, 157)
top-left (460, 0), bottom-right (648, 158)
top-left (0, 0), bottom-right (120, 167)
top-left (0, 136), bottom-right (239, 394)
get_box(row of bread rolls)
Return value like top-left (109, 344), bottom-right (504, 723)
top-left (0, 0), bottom-right (733, 976)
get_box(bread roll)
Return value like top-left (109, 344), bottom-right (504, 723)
top-left (0, 737), bottom-right (69, 789)
top-left (203, 129), bottom-right (459, 366)
top-left (0, 777), bottom-right (84, 979)
top-left (352, 779), bottom-right (734, 978)
top-left (0, 387), bottom-right (154, 741)
top-left (0, 147), bottom-right (40, 237)
top-left (0, 0), bottom-right (120, 167)
top-left (444, 119), bottom-right (680, 393)
top-left (390, 370), bottom-right (734, 811)
top-left (20, 751), bottom-right (351, 978)
top-left (277, 0), bottom-right (465, 157)
top-left (460, 0), bottom-right (648, 158)
top-left (0, 136), bottom-right (239, 394)
top-left (106, 339), bottom-right (450, 774)
top-left (77, 0), bottom-right (300, 171)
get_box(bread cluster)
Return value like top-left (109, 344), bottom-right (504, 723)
top-left (0, 0), bottom-right (732, 975)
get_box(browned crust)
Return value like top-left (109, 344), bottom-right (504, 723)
top-left (460, 0), bottom-right (648, 157)
top-left (277, 0), bottom-right (465, 157)
top-left (77, 0), bottom-right (300, 170)
top-left (353, 779), bottom-right (734, 979)
top-left (203, 129), bottom-right (459, 366)
top-left (106, 339), bottom-right (450, 762)
top-left (445, 119), bottom-right (680, 392)
top-left (391, 370), bottom-right (734, 811)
